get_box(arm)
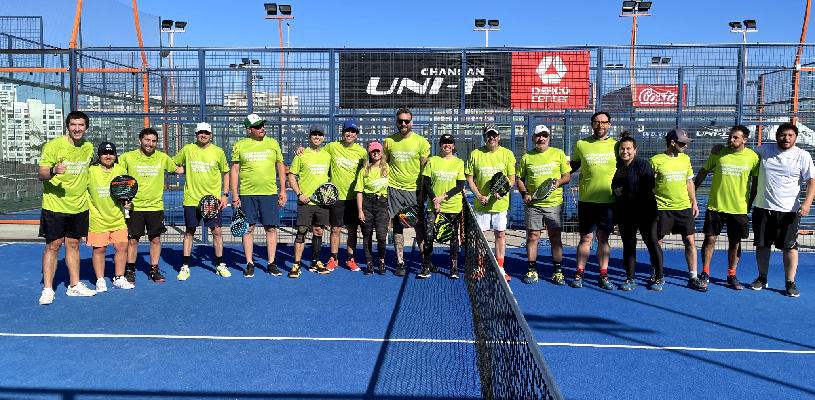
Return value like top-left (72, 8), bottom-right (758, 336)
top-left (467, 175), bottom-right (488, 206)
top-left (38, 157), bottom-right (66, 181)
top-left (357, 192), bottom-right (365, 223)
top-left (694, 168), bottom-right (710, 191)
top-left (800, 178), bottom-right (815, 217)
top-left (748, 176), bottom-right (758, 212)
top-left (174, 165), bottom-right (184, 174)
top-left (445, 180), bottom-right (465, 198)
top-left (220, 171), bottom-right (230, 210)
top-left (516, 176), bottom-right (531, 204)
top-left (569, 159), bottom-right (581, 174)
top-left (288, 173), bottom-right (308, 204)
top-left (230, 162), bottom-right (241, 206)
top-left (423, 175), bottom-right (437, 199)
top-left (557, 173), bottom-right (571, 188)
top-left (686, 178), bottom-right (699, 218)
top-left (276, 162), bottom-right (287, 205)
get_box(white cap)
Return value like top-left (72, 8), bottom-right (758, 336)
top-left (196, 122), bottom-right (212, 133)
top-left (534, 125), bottom-right (550, 135)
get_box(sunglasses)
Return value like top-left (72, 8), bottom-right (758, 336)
top-left (535, 133), bottom-right (550, 139)
top-left (310, 132), bottom-right (325, 136)
top-left (591, 121), bottom-right (611, 127)
top-left (397, 119), bottom-right (412, 125)
top-left (250, 123), bottom-right (265, 129)
top-left (676, 141), bottom-right (687, 147)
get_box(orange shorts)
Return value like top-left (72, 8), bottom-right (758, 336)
top-left (87, 228), bottom-right (128, 247)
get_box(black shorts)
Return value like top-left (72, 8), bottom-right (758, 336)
top-left (329, 199), bottom-right (360, 227)
top-left (127, 210), bottom-right (168, 237)
top-left (578, 201), bottom-right (614, 235)
top-left (296, 204), bottom-right (329, 227)
top-left (753, 207), bottom-right (800, 250)
top-left (183, 205), bottom-right (223, 228)
top-left (657, 209), bottom-right (697, 237)
top-left (38, 209), bottom-right (89, 241)
top-left (703, 210), bottom-right (749, 239)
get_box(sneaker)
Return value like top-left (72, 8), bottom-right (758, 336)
top-left (148, 266), bottom-right (165, 282)
top-left (429, 263), bottom-right (441, 273)
top-left (95, 277), bottom-right (108, 293)
top-left (749, 276), bottom-right (768, 290)
top-left (395, 263), bottom-right (406, 276)
top-left (288, 263), bottom-right (301, 278)
top-left (619, 278), bottom-right (637, 291)
top-left (726, 275), bottom-right (743, 290)
top-left (113, 276), bottom-right (134, 290)
top-left (266, 263), bottom-right (282, 276)
top-left (66, 282), bottom-right (97, 297)
top-left (449, 267), bottom-right (460, 279)
top-left (243, 263), bottom-right (255, 278)
top-left (216, 263), bottom-right (232, 277)
top-left (687, 277), bottom-right (708, 292)
top-left (522, 270), bottom-right (539, 284)
top-left (504, 274), bottom-right (512, 282)
top-left (39, 288), bottom-right (55, 305)
top-left (417, 267), bottom-right (431, 279)
top-left (376, 260), bottom-right (387, 275)
top-left (125, 266), bottom-right (136, 285)
top-left (326, 257), bottom-right (339, 271)
top-left (364, 263), bottom-right (374, 275)
top-left (177, 265), bottom-right (190, 281)
top-left (551, 271), bottom-right (566, 286)
top-left (346, 260), bottom-right (361, 272)
top-left (309, 261), bottom-right (330, 274)
top-left (786, 281), bottom-right (800, 297)
top-left (571, 272), bottom-right (584, 288)
top-left (649, 278), bottom-right (665, 291)
top-left (700, 271), bottom-right (709, 285)
top-left (598, 273), bottom-right (614, 290)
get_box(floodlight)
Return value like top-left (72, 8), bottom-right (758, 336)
top-left (615, 64), bottom-right (624, 67)
top-left (652, 57), bottom-right (661, 64)
top-left (622, 1), bottom-right (636, 12)
top-left (241, 57), bottom-right (250, 65)
top-left (174, 21), bottom-right (187, 29)
top-left (729, 21), bottom-right (742, 29)
top-left (279, 5), bottom-right (291, 15)
top-left (606, 64), bottom-right (614, 67)
top-left (475, 19), bottom-right (486, 27)
top-left (488, 19), bottom-right (499, 27)
top-left (255, 75), bottom-right (264, 79)
top-left (251, 59), bottom-right (260, 65)
top-left (637, 1), bottom-right (652, 11)
top-left (161, 20), bottom-right (173, 29)
top-left (661, 57), bottom-right (670, 64)
top-left (160, 51), bottom-right (170, 58)
top-left (744, 20), bottom-right (756, 29)
top-left (229, 64), bottom-right (237, 68)
top-left (264, 3), bottom-right (277, 15)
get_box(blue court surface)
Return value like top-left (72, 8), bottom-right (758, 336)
top-left (1, 242), bottom-right (813, 399)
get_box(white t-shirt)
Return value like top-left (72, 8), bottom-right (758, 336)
top-left (754, 144), bottom-right (814, 212)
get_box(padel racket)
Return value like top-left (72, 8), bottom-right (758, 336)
top-left (434, 213), bottom-right (454, 243)
top-left (397, 205), bottom-right (420, 229)
top-left (230, 206), bottom-right (249, 237)
top-left (110, 175), bottom-right (138, 219)
top-left (489, 172), bottom-right (510, 197)
top-left (198, 195), bottom-right (220, 220)
top-left (532, 178), bottom-right (557, 200)
top-left (310, 182), bottom-right (339, 206)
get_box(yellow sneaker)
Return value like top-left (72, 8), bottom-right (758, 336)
top-left (215, 263), bottom-right (231, 277)
top-left (177, 265), bottom-right (190, 281)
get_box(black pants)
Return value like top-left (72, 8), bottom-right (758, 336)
top-left (361, 195), bottom-right (389, 265)
top-left (619, 216), bottom-right (664, 280)
top-left (423, 210), bottom-right (461, 267)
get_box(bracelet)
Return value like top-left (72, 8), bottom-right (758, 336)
top-left (49, 167), bottom-right (55, 175)
top-left (521, 191), bottom-right (528, 197)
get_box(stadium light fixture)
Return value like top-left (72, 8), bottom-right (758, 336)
top-left (729, 21), bottom-right (742, 29)
top-left (488, 20), bottom-right (499, 27)
top-left (652, 56), bottom-right (661, 64)
top-left (615, 64), bottom-right (624, 67)
top-left (264, 3), bottom-right (277, 15)
top-left (160, 51), bottom-right (170, 58)
top-left (638, 1), bottom-right (652, 11)
top-left (744, 20), bottom-right (757, 29)
top-left (241, 57), bottom-right (250, 65)
top-left (255, 75), bottom-right (264, 79)
top-left (161, 20), bottom-right (173, 30)
top-left (251, 59), bottom-right (260, 65)
top-left (730, 19), bottom-right (757, 43)
top-left (474, 19), bottom-right (500, 46)
top-left (263, 4), bottom-right (294, 114)
top-left (622, 1), bottom-right (636, 12)
top-left (661, 57), bottom-right (670, 64)
top-left (229, 64), bottom-right (237, 68)
top-left (475, 19), bottom-right (486, 27)
top-left (279, 5), bottom-right (292, 15)
top-left (174, 21), bottom-right (187, 29)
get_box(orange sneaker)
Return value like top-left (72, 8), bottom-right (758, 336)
top-left (346, 259), bottom-right (361, 272)
top-left (505, 274), bottom-right (512, 282)
top-left (325, 257), bottom-right (339, 271)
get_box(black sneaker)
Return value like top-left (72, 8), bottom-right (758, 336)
top-left (727, 275), bottom-right (743, 290)
top-left (749, 276), bottom-right (768, 290)
top-left (148, 266), bottom-right (165, 282)
top-left (417, 267), bottom-right (431, 279)
top-left (429, 263), bottom-right (440, 273)
top-left (449, 267), bottom-right (460, 279)
top-left (376, 260), bottom-right (387, 275)
top-left (364, 263), bottom-right (374, 275)
top-left (700, 271), bottom-right (710, 285)
top-left (395, 263), bottom-right (406, 276)
top-left (687, 277), bottom-right (708, 292)
top-left (243, 263), bottom-right (255, 278)
top-left (786, 281), bottom-right (800, 297)
top-left (266, 263), bottom-right (282, 276)
top-left (125, 267), bottom-right (136, 285)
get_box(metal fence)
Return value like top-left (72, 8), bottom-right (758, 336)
top-left (3, 44), bottom-right (815, 250)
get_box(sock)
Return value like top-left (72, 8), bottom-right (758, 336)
top-left (553, 261), bottom-right (562, 273)
top-left (312, 235), bottom-right (323, 262)
top-left (577, 268), bottom-right (585, 275)
top-left (216, 256), bottom-right (223, 265)
top-left (528, 260), bottom-right (537, 271)
top-left (600, 268), bottom-right (608, 275)
top-left (451, 259), bottom-right (458, 269)
top-left (126, 262), bottom-right (135, 271)
top-left (703, 266), bottom-right (710, 274)
top-left (787, 279), bottom-right (794, 283)
top-left (497, 258), bottom-right (504, 268)
top-left (347, 253), bottom-right (354, 262)
top-left (331, 252), bottom-right (338, 261)
top-left (759, 274), bottom-right (768, 279)
top-left (689, 270), bottom-right (698, 279)
top-left (728, 269), bottom-right (736, 276)
top-left (183, 256), bottom-right (190, 265)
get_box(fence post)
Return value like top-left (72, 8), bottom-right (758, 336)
top-left (329, 49), bottom-right (336, 142)
top-left (460, 50), bottom-right (467, 119)
top-left (596, 47), bottom-right (604, 112)
top-left (736, 45), bottom-right (746, 125)
top-left (70, 49), bottom-right (77, 111)
top-left (198, 49), bottom-right (209, 245)
top-left (246, 68), bottom-right (253, 115)
top-left (676, 67), bottom-right (684, 129)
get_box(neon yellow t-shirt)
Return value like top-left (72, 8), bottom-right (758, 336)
top-left (118, 150), bottom-right (178, 211)
top-left (231, 136), bottom-right (284, 196)
top-left (290, 148), bottom-right (331, 205)
top-left (39, 136), bottom-right (94, 214)
top-left (355, 167), bottom-right (389, 196)
top-left (325, 141), bottom-right (367, 200)
top-left (424, 155), bottom-right (465, 213)
top-left (88, 164), bottom-right (128, 233)
top-left (173, 143), bottom-right (229, 207)
top-left (384, 132), bottom-right (430, 191)
top-left (518, 147), bottom-right (570, 208)
top-left (573, 136), bottom-right (618, 204)
top-left (465, 146), bottom-right (517, 213)
top-left (650, 153), bottom-right (694, 210)
top-left (703, 147), bottom-right (760, 215)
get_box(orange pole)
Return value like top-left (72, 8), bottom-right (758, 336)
top-left (69, 0), bottom-right (83, 49)
top-left (793, 0), bottom-right (812, 125)
top-left (132, 0), bottom-right (150, 128)
top-left (0, 68), bottom-right (142, 73)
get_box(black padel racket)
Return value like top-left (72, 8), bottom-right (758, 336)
top-left (110, 175), bottom-right (138, 218)
top-left (310, 182), bottom-right (339, 206)
top-left (397, 205), bottom-right (420, 229)
top-left (532, 177), bottom-right (557, 200)
top-left (198, 195), bottom-right (220, 220)
top-left (230, 206), bottom-right (248, 237)
top-left (489, 172), bottom-right (510, 197)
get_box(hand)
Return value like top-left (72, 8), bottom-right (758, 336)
top-left (711, 144), bottom-right (724, 155)
top-left (358, 210), bottom-right (366, 223)
top-left (219, 196), bottom-right (228, 211)
top-left (692, 203), bottom-right (699, 218)
top-left (579, 172), bottom-right (583, 180)
top-left (493, 192), bottom-right (503, 200)
top-left (294, 147), bottom-right (305, 156)
top-left (54, 157), bottom-right (67, 175)
top-left (123, 201), bottom-right (132, 210)
top-left (478, 194), bottom-right (489, 206)
top-left (232, 197), bottom-right (241, 207)
top-left (434, 203), bottom-right (441, 213)
top-left (799, 203), bottom-right (811, 217)
top-left (279, 190), bottom-right (287, 206)
top-left (523, 194), bottom-right (531, 204)
top-left (614, 187), bottom-right (622, 196)
top-left (298, 194), bottom-right (310, 204)
top-left (433, 195), bottom-right (445, 208)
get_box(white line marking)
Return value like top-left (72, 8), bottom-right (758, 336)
top-left (537, 342), bottom-right (815, 354)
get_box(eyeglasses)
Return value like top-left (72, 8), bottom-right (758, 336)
top-left (397, 119), bottom-right (411, 125)
top-left (591, 121), bottom-right (611, 127)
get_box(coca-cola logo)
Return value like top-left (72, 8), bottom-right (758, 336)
top-left (638, 87), bottom-right (678, 105)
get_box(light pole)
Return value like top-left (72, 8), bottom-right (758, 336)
top-left (729, 20), bottom-right (757, 43)
top-left (605, 64), bottom-right (625, 88)
top-left (650, 57), bottom-right (670, 84)
top-left (620, 1), bottom-right (651, 103)
top-left (161, 19), bottom-right (186, 153)
top-left (264, 3), bottom-right (293, 109)
top-left (473, 19), bottom-right (500, 47)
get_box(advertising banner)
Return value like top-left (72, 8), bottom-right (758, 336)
top-left (510, 51), bottom-right (591, 110)
top-left (634, 84), bottom-right (687, 107)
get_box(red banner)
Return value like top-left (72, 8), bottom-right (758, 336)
top-left (634, 84), bottom-right (687, 107)
top-left (510, 51), bottom-right (590, 110)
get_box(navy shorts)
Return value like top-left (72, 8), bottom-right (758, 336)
top-left (183, 205), bottom-right (223, 228)
top-left (240, 194), bottom-right (280, 227)
top-left (329, 199), bottom-right (360, 227)
top-left (577, 201), bottom-right (614, 235)
top-left (39, 209), bottom-right (89, 242)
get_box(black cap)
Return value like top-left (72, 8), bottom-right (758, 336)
top-left (97, 142), bottom-right (116, 153)
top-left (439, 134), bottom-right (455, 143)
top-left (665, 129), bottom-right (693, 144)
top-left (309, 124), bottom-right (325, 135)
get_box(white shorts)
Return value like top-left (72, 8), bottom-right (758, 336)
top-left (475, 210), bottom-right (508, 232)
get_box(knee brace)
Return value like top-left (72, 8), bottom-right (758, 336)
top-left (295, 225), bottom-right (309, 243)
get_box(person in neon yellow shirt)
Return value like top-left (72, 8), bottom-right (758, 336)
top-left (356, 142), bottom-right (390, 275)
top-left (172, 122), bottom-right (231, 280)
top-left (694, 125), bottom-right (760, 290)
top-left (418, 134), bottom-right (465, 280)
top-left (466, 124), bottom-right (516, 281)
top-left (385, 108), bottom-right (430, 277)
top-left (37, 111), bottom-right (96, 305)
top-left (230, 114), bottom-right (288, 278)
top-left (516, 125), bottom-right (571, 286)
top-left (119, 128), bottom-right (182, 284)
top-left (86, 142), bottom-right (134, 292)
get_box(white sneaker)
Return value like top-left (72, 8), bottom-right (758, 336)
top-left (215, 263), bottom-right (232, 277)
top-left (95, 277), bottom-right (108, 292)
top-left (39, 287), bottom-right (55, 305)
top-left (113, 276), bottom-right (134, 290)
top-left (177, 265), bottom-right (191, 281)
top-left (66, 281), bottom-right (97, 297)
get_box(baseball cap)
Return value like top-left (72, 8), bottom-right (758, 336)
top-left (666, 129), bottom-right (693, 144)
top-left (97, 141), bottom-right (116, 153)
top-left (309, 124), bottom-right (326, 135)
top-left (343, 119), bottom-right (359, 132)
top-left (244, 114), bottom-right (266, 128)
top-left (483, 124), bottom-right (500, 136)
top-left (368, 142), bottom-right (383, 152)
top-left (534, 125), bottom-right (550, 135)
top-left (196, 122), bottom-right (212, 133)
top-left (439, 134), bottom-right (455, 143)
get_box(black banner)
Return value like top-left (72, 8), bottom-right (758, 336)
top-left (338, 52), bottom-right (511, 110)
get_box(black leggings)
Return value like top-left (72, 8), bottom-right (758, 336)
top-left (361, 196), bottom-right (389, 265)
top-left (423, 210), bottom-right (461, 267)
top-left (619, 217), bottom-right (664, 280)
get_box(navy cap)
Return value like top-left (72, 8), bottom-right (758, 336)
top-left (343, 119), bottom-right (359, 132)
top-left (309, 124), bottom-right (326, 135)
top-left (97, 142), bottom-right (116, 153)
top-left (439, 134), bottom-right (455, 143)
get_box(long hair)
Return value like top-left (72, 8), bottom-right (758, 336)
top-left (363, 151), bottom-right (389, 178)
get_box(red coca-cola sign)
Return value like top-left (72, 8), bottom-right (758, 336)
top-left (634, 84), bottom-right (687, 107)
top-left (511, 51), bottom-right (590, 110)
